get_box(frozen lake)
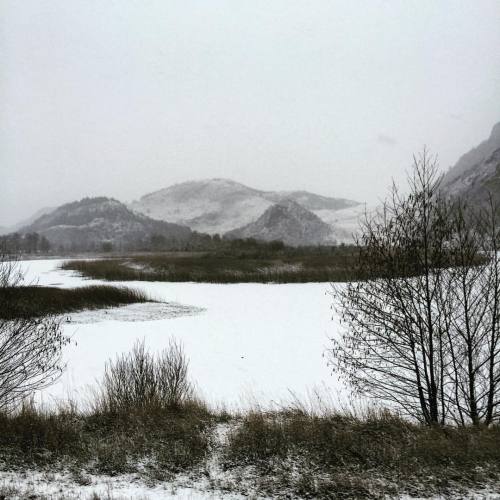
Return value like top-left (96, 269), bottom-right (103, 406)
top-left (18, 259), bottom-right (347, 410)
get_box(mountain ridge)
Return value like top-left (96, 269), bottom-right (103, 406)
top-left (130, 178), bottom-right (360, 236)
top-left (225, 199), bottom-right (345, 246)
top-left (6, 179), bottom-right (364, 249)
top-left (20, 197), bottom-right (192, 251)
top-left (441, 122), bottom-right (500, 206)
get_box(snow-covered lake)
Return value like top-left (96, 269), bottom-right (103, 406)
top-left (19, 259), bottom-right (346, 410)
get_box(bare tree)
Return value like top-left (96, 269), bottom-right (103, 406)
top-left (330, 151), bottom-right (500, 426)
top-left (330, 151), bottom-right (454, 425)
top-left (443, 197), bottom-right (500, 425)
top-left (0, 253), bottom-right (69, 411)
top-left (480, 199), bottom-right (500, 425)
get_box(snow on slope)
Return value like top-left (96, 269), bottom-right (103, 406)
top-left (130, 179), bottom-right (272, 235)
top-left (130, 178), bottom-right (360, 238)
top-left (226, 199), bottom-right (338, 246)
top-left (314, 203), bottom-right (373, 242)
top-left (442, 122), bottom-right (500, 187)
top-left (441, 122), bottom-right (500, 204)
top-left (20, 197), bottom-right (192, 249)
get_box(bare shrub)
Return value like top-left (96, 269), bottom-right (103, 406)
top-left (0, 254), bottom-right (69, 411)
top-left (156, 338), bottom-right (192, 408)
top-left (0, 256), bottom-right (23, 288)
top-left (99, 339), bottom-right (192, 413)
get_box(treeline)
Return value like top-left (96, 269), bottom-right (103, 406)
top-left (0, 230), bottom-right (217, 254)
top-left (0, 232), bottom-right (51, 254)
top-left (0, 228), bottom-right (351, 256)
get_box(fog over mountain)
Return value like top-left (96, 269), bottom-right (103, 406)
top-left (441, 122), bottom-right (500, 206)
top-left (6, 179), bottom-right (361, 248)
top-left (0, 207), bottom-right (56, 236)
top-left (1, 1), bottom-right (499, 227)
top-left (10, 121), bottom-right (500, 250)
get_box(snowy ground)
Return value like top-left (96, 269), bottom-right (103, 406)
top-left (0, 470), bottom-right (244, 500)
top-left (64, 302), bottom-right (204, 325)
top-left (7, 260), bottom-right (500, 499)
top-left (18, 259), bottom-right (347, 411)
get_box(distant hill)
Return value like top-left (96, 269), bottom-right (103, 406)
top-left (19, 197), bottom-right (192, 251)
top-left (0, 206), bottom-right (55, 236)
top-left (225, 199), bottom-right (346, 246)
top-left (130, 178), bottom-right (360, 236)
top-left (12, 206), bottom-right (56, 231)
top-left (441, 122), bottom-right (500, 206)
top-left (6, 179), bottom-right (362, 251)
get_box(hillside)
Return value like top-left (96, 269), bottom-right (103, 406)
top-left (441, 122), bottom-right (500, 205)
top-left (130, 178), bottom-right (359, 235)
top-left (225, 199), bottom-right (343, 246)
top-left (19, 197), bottom-right (192, 251)
top-left (0, 207), bottom-right (55, 236)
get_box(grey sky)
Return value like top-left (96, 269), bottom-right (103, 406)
top-left (1, 0), bottom-right (500, 226)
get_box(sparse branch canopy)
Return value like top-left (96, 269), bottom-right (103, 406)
top-left (0, 254), bottom-right (69, 411)
top-left (329, 150), bottom-right (500, 426)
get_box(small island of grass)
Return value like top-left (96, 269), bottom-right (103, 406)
top-left (0, 285), bottom-right (151, 319)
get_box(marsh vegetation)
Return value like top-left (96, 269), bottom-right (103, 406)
top-left (0, 284), bottom-right (151, 320)
top-left (61, 245), bottom-right (360, 284)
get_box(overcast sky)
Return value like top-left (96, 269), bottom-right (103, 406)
top-left (1, 1), bottom-right (500, 226)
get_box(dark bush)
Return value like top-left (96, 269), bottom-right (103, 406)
top-left (96, 340), bottom-right (193, 413)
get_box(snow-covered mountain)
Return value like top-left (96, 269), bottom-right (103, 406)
top-left (441, 122), bottom-right (500, 205)
top-left (20, 197), bottom-right (192, 250)
top-left (130, 178), bottom-right (360, 237)
top-left (225, 199), bottom-right (347, 246)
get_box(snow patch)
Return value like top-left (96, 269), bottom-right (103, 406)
top-left (62, 302), bottom-right (204, 324)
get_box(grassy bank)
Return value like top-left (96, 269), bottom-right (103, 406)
top-left (1, 403), bottom-right (499, 498)
top-left (60, 247), bottom-right (359, 283)
top-left (0, 338), bottom-right (498, 498)
top-left (0, 399), bottom-right (214, 477)
top-left (0, 285), bottom-right (150, 319)
top-left (223, 410), bottom-right (500, 498)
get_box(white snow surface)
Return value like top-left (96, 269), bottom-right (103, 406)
top-left (0, 469), bottom-right (247, 499)
top-left (19, 259), bottom-right (347, 411)
top-left (64, 302), bottom-right (204, 324)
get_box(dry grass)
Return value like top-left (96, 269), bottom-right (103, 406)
top-left (0, 285), bottom-right (151, 319)
top-left (0, 338), bottom-right (499, 498)
top-left (0, 404), bottom-right (499, 498)
top-left (222, 408), bottom-right (500, 498)
top-left (60, 246), bottom-right (360, 283)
